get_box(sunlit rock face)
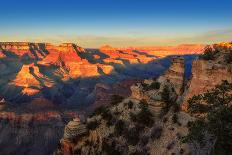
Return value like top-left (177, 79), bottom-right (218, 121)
top-left (0, 42), bottom-right (203, 105)
top-left (181, 42), bottom-right (232, 111)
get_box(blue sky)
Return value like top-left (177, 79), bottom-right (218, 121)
top-left (1, 0), bottom-right (232, 47)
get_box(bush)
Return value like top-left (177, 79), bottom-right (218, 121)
top-left (90, 106), bottom-right (108, 117)
top-left (124, 127), bottom-right (141, 145)
top-left (161, 85), bottom-right (170, 103)
top-left (225, 51), bottom-right (232, 63)
top-left (114, 120), bottom-right (125, 136)
top-left (149, 81), bottom-right (161, 90)
top-left (127, 101), bottom-right (134, 109)
top-left (111, 95), bottom-right (124, 105)
top-left (101, 109), bottom-right (115, 126)
top-left (87, 120), bottom-right (99, 130)
top-left (183, 80), bottom-right (232, 154)
top-left (141, 82), bottom-right (149, 89)
top-left (139, 99), bottom-right (148, 109)
top-left (151, 127), bottom-right (163, 140)
top-left (172, 114), bottom-right (178, 124)
top-left (131, 103), bottom-right (154, 127)
top-left (102, 140), bottom-right (121, 155)
top-left (200, 45), bottom-right (219, 60)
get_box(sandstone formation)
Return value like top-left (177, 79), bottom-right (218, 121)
top-left (181, 42), bottom-right (232, 111)
top-left (131, 57), bottom-right (185, 116)
top-left (55, 56), bottom-right (197, 155)
top-left (63, 118), bottom-right (87, 140)
top-left (0, 42), bottom-right (205, 155)
top-left (56, 42), bottom-right (232, 155)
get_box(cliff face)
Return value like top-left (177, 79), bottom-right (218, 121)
top-left (0, 108), bottom-right (79, 155)
top-left (181, 42), bottom-right (232, 111)
top-left (55, 57), bottom-right (197, 155)
top-left (55, 42), bottom-right (232, 155)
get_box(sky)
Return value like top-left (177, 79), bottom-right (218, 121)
top-left (0, 0), bottom-right (232, 47)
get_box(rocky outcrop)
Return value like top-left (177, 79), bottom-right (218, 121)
top-left (131, 57), bottom-right (185, 116)
top-left (63, 118), bottom-right (87, 140)
top-left (181, 42), bottom-right (232, 111)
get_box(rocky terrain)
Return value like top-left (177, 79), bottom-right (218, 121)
top-left (0, 42), bottom-right (204, 155)
top-left (55, 42), bottom-right (232, 155)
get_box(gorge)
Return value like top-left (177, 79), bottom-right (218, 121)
top-left (2, 41), bottom-right (229, 155)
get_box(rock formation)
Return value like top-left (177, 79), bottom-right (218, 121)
top-left (0, 42), bottom-right (205, 155)
top-left (131, 57), bottom-right (185, 116)
top-left (181, 42), bottom-right (232, 111)
top-left (55, 56), bottom-right (195, 155)
top-left (63, 118), bottom-right (87, 140)
top-left (55, 42), bottom-right (232, 155)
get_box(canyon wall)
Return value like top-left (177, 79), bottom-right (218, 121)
top-left (181, 42), bottom-right (232, 111)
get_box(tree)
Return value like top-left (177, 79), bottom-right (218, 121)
top-left (183, 80), bottom-right (232, 155)
top-left (200, 45), bottom-right (219, 60)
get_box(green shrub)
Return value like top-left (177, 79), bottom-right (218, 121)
top-left (124, 127), bottom-right (141, 145)
top-left (225, 51), bottom-right (232, 63)
top-left (200, 45), bottom-right (219, 60)
top-left (114, 120), bottom-right (125, 136)
top-left (127, 101), bottom-right (134, 109)
top-left (90, 106), bottom-right (108, 117)
top-left (87, 120), bottom-right (99, 130)
top-left (102, 140), bottom-right (121, 155)
top-left (161, 85), bottom-right (170, 104)
top-left (183, 80), bottom-right (232, 154)
top-left (149, 81), bottom-right (161, 90)
top-left (139, 99), bottom-right (148, 109)
top-left (111, 95), bottom-right (124, 105)
top-left (101, 109), bottom-right (115, 126)
top-left (130, 102), bottom-right (154, 127)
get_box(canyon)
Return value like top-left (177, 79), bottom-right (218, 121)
top-left (0, 42), bottom-right (205, 155)
top-left (55, 42), bottom-right (232, 155)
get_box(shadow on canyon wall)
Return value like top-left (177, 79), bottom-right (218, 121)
top-left (0, 47), bottom-right (199, 108)
top-left (0, 45), bottom-right (199, 155)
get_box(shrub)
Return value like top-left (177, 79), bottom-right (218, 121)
top-left (90, 106), bottom-right (108, 117)
top-left (151, 127), bottom-right (163, 140)
top-left (102, 140), bottom-right (121, 155)
top-left (114, 120), bottom-right (125, 136)
top-left (225, 51), bottom-right (232, 63)
top-left (183, 80), bottom-right (232, 154)
top-left (87, 120), bottom-right (99, 130)
top-left (111, 95), bottom-right (124, 105)
top-left (124, 127), bottom-right (141, 145)
top-left (139, 99), bottom-right (148, 109)
top-left (127, 101), bottom-right (134, 109)
top-left (172, 114), bottom-right (178, 124)
top-left (101, 109), bottom-right (115, 126)
top-left (131, 103), bottom-right (154, 127)
top-left (149, 81), bottom-right (161, 90)
top-left (141, 82), bottom-right (149, 89)
top-left (161, 85), bottom-right (170, 104)
top-left (200, 45), bottom-right (219, 60)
